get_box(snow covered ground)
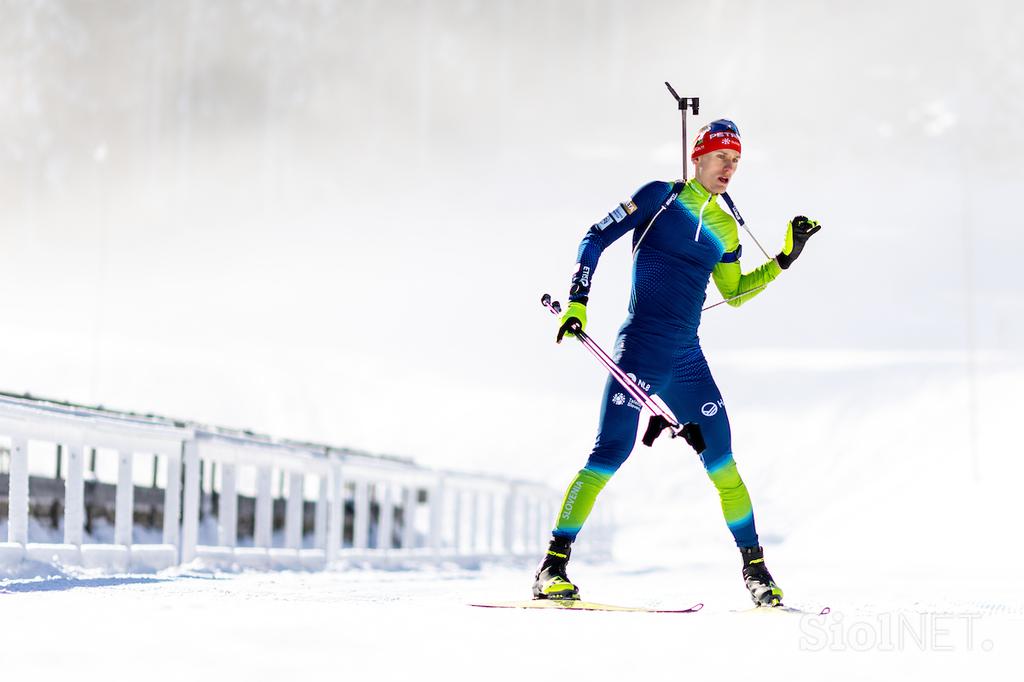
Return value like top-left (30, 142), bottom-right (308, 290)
top-left (3, 360), bottom-right (1022, 680)
top-left (2, 557), bottom-right (1021, 681)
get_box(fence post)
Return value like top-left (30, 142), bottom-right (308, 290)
top-left (285, 471), bottom-right (304, 550)
top-left (314, 474), bottom-right (328, 551)
top-left (219, 462), bottom-right (238, 548)
top-left (255, 466), bottom-right (273, 549)
top-left (326, 463), bottom-right (343, 564)
top-left (115, 450), bottom-right (134, 547)
top-left (451, 487), bottom-right (463, 555)
top-left (468, 490), bottom-right (481, 555)
top-left (400, 486), bottom-right (417, 550)
top-left (485, 492), bottom-right (496, 556)
top-left (7, 437), bottom-right (28, 545)
top-left (353, 480), bottom-right (370, 550)
top-left (378, 483), bottom-right (393, 552)
top-left (162, 448), bottom-right (182, 548)
top-left (429, 476), bottom-right (445, 558)
top-left (180, 440), bottom-right (200, 562)
top-left (64, 442), bottom-right (85, 546)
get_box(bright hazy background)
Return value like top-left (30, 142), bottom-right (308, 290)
top-left (3, 1), bottom-right (1022, 562)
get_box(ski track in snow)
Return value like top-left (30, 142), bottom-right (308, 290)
top-left (2, 560), bottom-right (1022, 681)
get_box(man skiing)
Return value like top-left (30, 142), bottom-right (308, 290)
top-left (533, 119), bottom-right (821, 606)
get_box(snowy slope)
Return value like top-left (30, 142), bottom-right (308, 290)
top-left (2, 562), bottom-right (1021, 681)
top-left (3, 361), bottom-right (1022, 680)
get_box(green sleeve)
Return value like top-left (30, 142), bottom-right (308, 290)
top-left (711, 257), bottom-right (783, 307)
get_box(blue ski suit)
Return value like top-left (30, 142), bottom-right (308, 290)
top-left (553, 178), bottom-right (783, 548)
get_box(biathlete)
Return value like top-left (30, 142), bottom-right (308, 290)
top-left (533, 119), bottom-right (821, 606)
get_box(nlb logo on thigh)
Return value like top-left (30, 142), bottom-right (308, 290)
top-left (701, 399), bottom-right (725, 417)
top-left (625, 372), bottom-right (651, 392)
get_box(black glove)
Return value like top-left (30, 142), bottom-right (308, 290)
top-left (776, 216), bottom-right (821, 270)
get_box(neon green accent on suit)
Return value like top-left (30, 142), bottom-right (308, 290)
top-left (552, 467), bottom-right (612, 539)
top-left (706, 455), bottom-right (754, 530)
top-left (677, 181), bottom-right (783, 308)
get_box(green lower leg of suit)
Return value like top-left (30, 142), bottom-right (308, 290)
top-left (551, 467), bottom-right (613, 540)
top-left (550, 458), bottom-right (756, 548)
top-left (705, 456), bottom-right (757, 546)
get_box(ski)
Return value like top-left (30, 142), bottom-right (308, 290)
top-left (470, 600), bottom-right (704, 614)
top-left (736, 603), bottom-right (831, 616)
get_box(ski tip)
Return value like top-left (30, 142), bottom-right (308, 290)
top-left (818, 606), bottom-right (831, 615)
top-left (648, 602), bottom-right (703, 614)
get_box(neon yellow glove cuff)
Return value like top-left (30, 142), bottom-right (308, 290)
top-left (561, 301), bottom-right (588, 335)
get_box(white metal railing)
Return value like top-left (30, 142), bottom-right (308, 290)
top-left (0, 394), bottom-right (614, 574)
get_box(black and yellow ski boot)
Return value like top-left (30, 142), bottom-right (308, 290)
top-left (741, 545), bottom-right (784, 607)
top-left (532, 536), bottom-right (579, 600)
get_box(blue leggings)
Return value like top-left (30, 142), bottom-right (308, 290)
top-left (553, 334), bottom-right (759, 548)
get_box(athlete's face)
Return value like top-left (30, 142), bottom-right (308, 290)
top-left (693, 149), bottom-right (741, 194)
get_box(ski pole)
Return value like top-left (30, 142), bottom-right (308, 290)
top-left (542, 294), bottom-right (659, 412)
top-left (540, 294), bottom-right (705, 452)
top-left (664, 83), bottom-right (698, 182)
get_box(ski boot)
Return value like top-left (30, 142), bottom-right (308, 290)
top-left (532, 536), bottom-right (579, 600)
top-left (740, 546), bottom-right (784, 607)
